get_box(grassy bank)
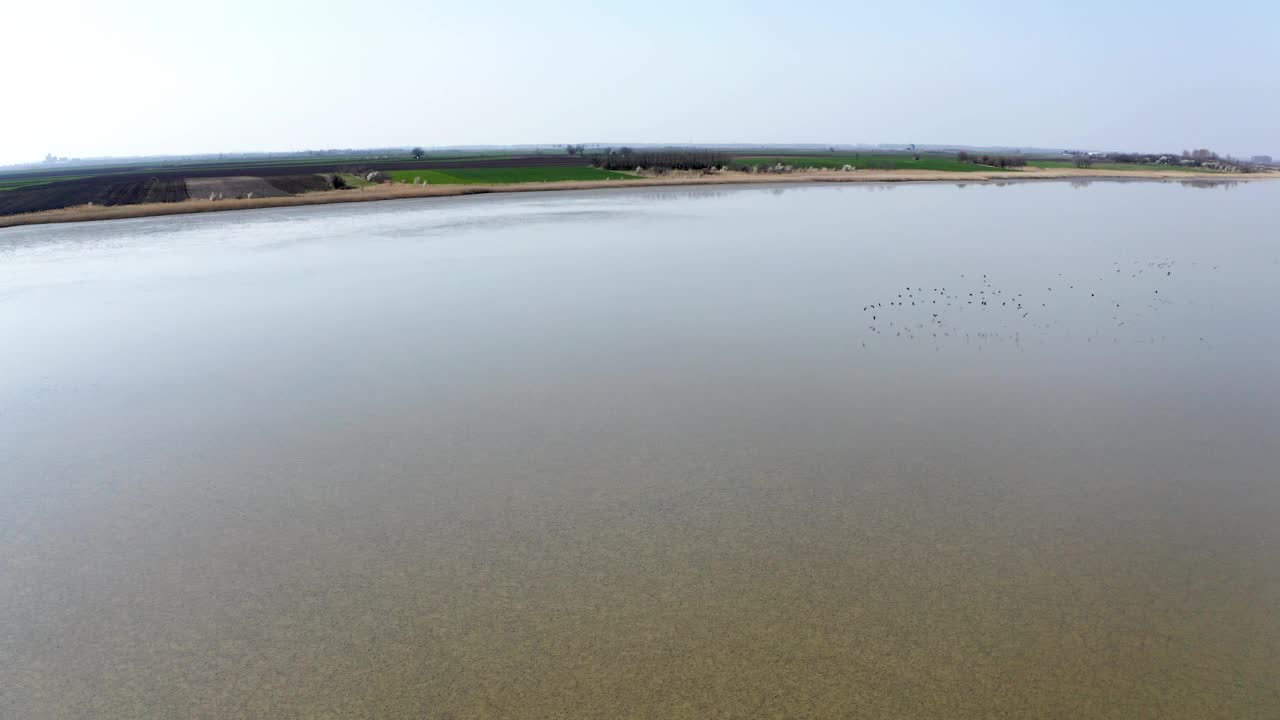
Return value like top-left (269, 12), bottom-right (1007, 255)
top-left (737, 155), bottom-right (994, 172)
top-left (387, 167), bottom-right (638, 184)
top-left (1027, 160), bottom-right (1222, 173)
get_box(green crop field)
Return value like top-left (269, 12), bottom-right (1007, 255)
top-left (387, 167), bottom-right (638, 184)
top-left (0, 175), bottom-right (85, 191)
top-left (1027, 160), bottom-right (1219, 172)
top-left (0, 153), bottom-right (528, 187)
top-left (128, 153), bottom-right (521, 173)
top-left (735, 155), bottom-right (1000, 172)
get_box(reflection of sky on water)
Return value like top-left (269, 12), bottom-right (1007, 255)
top-left (2, 179), bottom-right (1278, 719)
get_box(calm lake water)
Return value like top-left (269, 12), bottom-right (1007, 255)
top-left (2, 181), bottom-right (1278, 719)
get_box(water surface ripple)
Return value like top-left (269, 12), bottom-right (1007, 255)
top-left (2, 181), bottom-right (1278, 719)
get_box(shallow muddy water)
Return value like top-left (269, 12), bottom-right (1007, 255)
top-left (2, 180), bottom-right (1278, 719)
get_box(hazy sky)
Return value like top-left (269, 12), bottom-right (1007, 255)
top-left (4, 0), bottom-right (1277, 164)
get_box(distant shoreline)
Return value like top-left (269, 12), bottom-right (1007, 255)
top-left (1, 167), bottom-right (1271, 229)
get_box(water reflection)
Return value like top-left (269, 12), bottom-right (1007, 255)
top-left (631, 188), bottom-right (730, 202)
top-left (2, 180), bottom-right (1279, 720)
top-left (1179, 178), bottom-right (1240, 190)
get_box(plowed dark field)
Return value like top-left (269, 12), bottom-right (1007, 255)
top-left (265, 175), bottom-right (334, 194)
top-left (143, 178), bottom-right (189, 203)
top-left (0, 156), bottom-right (593, 216)
top-left (0, 178), bottom-right (188, 216)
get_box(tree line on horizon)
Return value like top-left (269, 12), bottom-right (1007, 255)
top-left (591, 148), bottom-right (730, 171)
top-left (955, 151), bottom-right (1027, 169)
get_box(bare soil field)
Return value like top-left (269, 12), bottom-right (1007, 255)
top-left (185, 175), bottom-right (333, 199)
top-left (186, 177), bottom-right (291, 200)
top-left (141, 178), bottom-right (190, 203)
top-left (0, 177), bottom-right (188, 216)
top-left (265, 174), bottom-right (334, 194)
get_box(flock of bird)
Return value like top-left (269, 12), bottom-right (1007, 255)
top-left (858, 258), bottom-right (1200, 346)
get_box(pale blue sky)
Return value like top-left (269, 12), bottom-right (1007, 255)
top-left (4, 0), bottom-right (1277, 164)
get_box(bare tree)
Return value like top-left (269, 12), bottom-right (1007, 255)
top-left (411, 147), bottom-right (426, 159)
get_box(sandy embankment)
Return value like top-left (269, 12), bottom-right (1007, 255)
top-left (0, 167), bottom-right (1270, 229)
